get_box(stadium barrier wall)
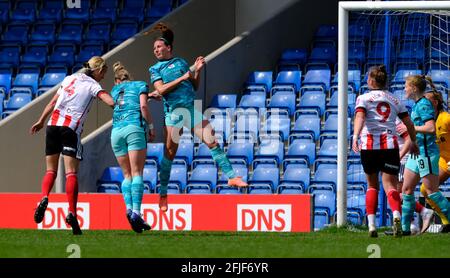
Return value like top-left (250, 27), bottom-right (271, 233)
top-left (0, 193), bottom-right (312, 232)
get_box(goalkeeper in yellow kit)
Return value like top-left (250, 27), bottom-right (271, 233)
top-left (424, 90), bottom-right (450, 232)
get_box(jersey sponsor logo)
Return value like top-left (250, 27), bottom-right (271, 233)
top-left (237, 205), bottom-right (292, 232)
top-left (63, 146), bottom-right (77, 153)
top-left (37, 203), bottom-right (89, 230)
top-left (141, 204), bottom-right (192, 230)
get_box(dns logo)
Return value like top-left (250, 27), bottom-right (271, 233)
top-left (141, 204), bottom-right (192, 231)
top-left (66, 0), bottom-right (81, 9)
top-left (37, 203), bottom-right (90, 230)
top-left (237, 205), bottom-right (292, 232)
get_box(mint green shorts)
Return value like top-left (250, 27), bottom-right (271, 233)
top-left (111, 125), bottom-right (147, 157)
top-left (405, 154), bottom-right (439, 178)
top-left (165, 106), bottom-right (204, 129)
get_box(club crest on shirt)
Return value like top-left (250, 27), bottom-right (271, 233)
top-left (168, 63), bottom-right (175, 69)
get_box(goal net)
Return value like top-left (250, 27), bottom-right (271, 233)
top-left (337, 1), bottom-right (450, 227)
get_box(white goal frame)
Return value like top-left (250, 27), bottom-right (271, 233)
top-left (337, 1), bottom-right (450, 227)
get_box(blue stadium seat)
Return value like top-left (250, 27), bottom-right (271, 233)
top-left (21, 44), bottom-right (48, 68)
top-left (145, 2), bottom-right (172, 23)
top-left (193, 143), bottom-right (214, 162)
top-left (285, 140), bottom-right (315, 167)
top-left (272, 70), bottom-right (302, 94)
top-left (301, 69), bottom-right (331, 91)
top-left (347, 163), bottom-right (366, 188)
top-left (0, 45), bottom-right (21, 68)
top-left (348, 40), bottom-right (366, 68)
top-left (118, 0), bottom-right (145, 23)
top-left (268, 92), bottom-right (296, 117)
top-left (245, 71), bottom-right (273, 93)
top-left (312, 162), bottom-right (337, 190)
top-left (155, 161), bottom-right (187, 193)
top-left (111, 20), bottom-right (139, 44)
top-left (403, 17), bottom-right (430, 40)
top-left (143, 164), bottom-right (157, 192)
top-left (263, 114), bottom-right (291, 141)
top-left (327, 91), bottom-right (356, 116)
top-left (210, 94), bottom-right (237, 109)
top-left (311, 186), bottom-right (336, 215)
top-left (0, 68), bottom-right (12, 95)
top-left (11, 72), bottom-right (39, 97)
top-left (209, 113), bottom-right (231, 142)
top-left (330, 70), bottom-right (361, 94)
top-left (254, 138), bottom-right (284, 166)
top-left (37, 72), bottom-right (66, 96)
top-left (186, 162), bottom-right (217, 193)
top-left (249, 162), bottom-right (279, 193)
top-left (348, 19), bottom-right (371, 41)
top-left (217, 161), bottom-right (248, 188)
top-left (317, 137), bottom-right (338, 159)
top-left (0, 93), bottom-right (4, 116)
top-left (56, 23), bottom-right (83, 44)
top-left (30, 23), bottom-right (56, 44)
top-left (37, 1), bottom-right (63, 23)
top-left (226, 142), bottom-right (254, 166)
top-left (76, 43), bottom-right (104, 64)
top-left (277, 48), bottom-right (308, 71)
top-left (64, 1), bottom-right (90, 23)
top-left (48, 44), bottom-right (76, 67)
top-left (308, 46), bottom-right (336, 66)
top-left (347, 185), bottom-right (366, 219)
top-left (85, 22), bottom-right (111, 44)
top-left (2, 23), bottom-right (29, 45)
top-left (238, 92), bottom-right (266, 110)
top-left (322, 114), bottom-right (351, 137)
top-left (174, 142), bottom-right (194, 166)
top-left (297, 90), bottom-right (326, 117)
top-left (314, 24), bottom-right (337, 41)
top-left (427, 69), bottom-right (450, 90)
top-left (97, 184), bottom-right (121, 193)
top-left (391, 69), bottom-right (422, 87)
top-left (97, 166), bottom-right (124, 187)
top-left (233, 112), bottom-right (260, 140)
top-left (278, 162), bottom-right (310, 193)
top-left (291, 113), bottom-right (320, 141)
top-left (146, 143), bottom-right (164, 166)
top-left (0, 1), bottom-right (10, 24)
top-left (92, 0), bottom-right (119, 23)
top-left (11, 1), bottom-right (36, 23)
top-left (397, 41), bottom-right (425, 65)
top-left (314, 209), bottom-right (330, 230)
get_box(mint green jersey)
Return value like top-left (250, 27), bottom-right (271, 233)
top-left (111, 81), bottom-right (149, 129)
top-left (149, 57), bottom-right (195, 113)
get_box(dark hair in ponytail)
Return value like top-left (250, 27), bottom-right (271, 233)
top-left (368, 64), bottom-right (388, 89)
top-left (146, 22), bottom-right (174, 48)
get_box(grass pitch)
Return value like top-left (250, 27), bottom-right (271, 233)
top-left (0, 226), bottom-right (449, 258)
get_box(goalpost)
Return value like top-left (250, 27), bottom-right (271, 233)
top-left (337, 1), bottom-right (450, 227)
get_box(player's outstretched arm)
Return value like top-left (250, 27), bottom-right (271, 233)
top-left (30, 92), bottom-right (59, 135)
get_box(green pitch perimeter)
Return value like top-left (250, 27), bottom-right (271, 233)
top-left (0, 226), bottom-right (449, 258)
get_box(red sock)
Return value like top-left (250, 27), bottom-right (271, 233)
top-left (41, 170), bottom-right (57, 197)
top-left (387, 189), bottom-right (402, 213)
top-left (366, 188), bottom-right (378, 215)
top-left (65, 172), bottom-right (78, 216)
top-left (415, 201), bottom-right (424, 213)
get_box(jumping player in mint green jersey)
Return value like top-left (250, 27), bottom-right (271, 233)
top-left (148, 23), bottom-right (247, 212)
top-left (110, 62), bottom-right (155, 233)
top-left (402, 74), bottom-right (450, 235)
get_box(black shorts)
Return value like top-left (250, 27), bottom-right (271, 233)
top-left (45, 126), bottom-right (82, 160)
top-left (360, 149), bottom-right (400, 176)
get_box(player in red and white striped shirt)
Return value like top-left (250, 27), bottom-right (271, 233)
top-left (352, 65), bottom-right (419, 238)
top-left (30, 57), bottom-right (114, 235)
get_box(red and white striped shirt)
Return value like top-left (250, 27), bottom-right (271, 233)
top-left (48, 73), bottom-right (105, 135)
top-left (355, 90), bottom-right (408, 150)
